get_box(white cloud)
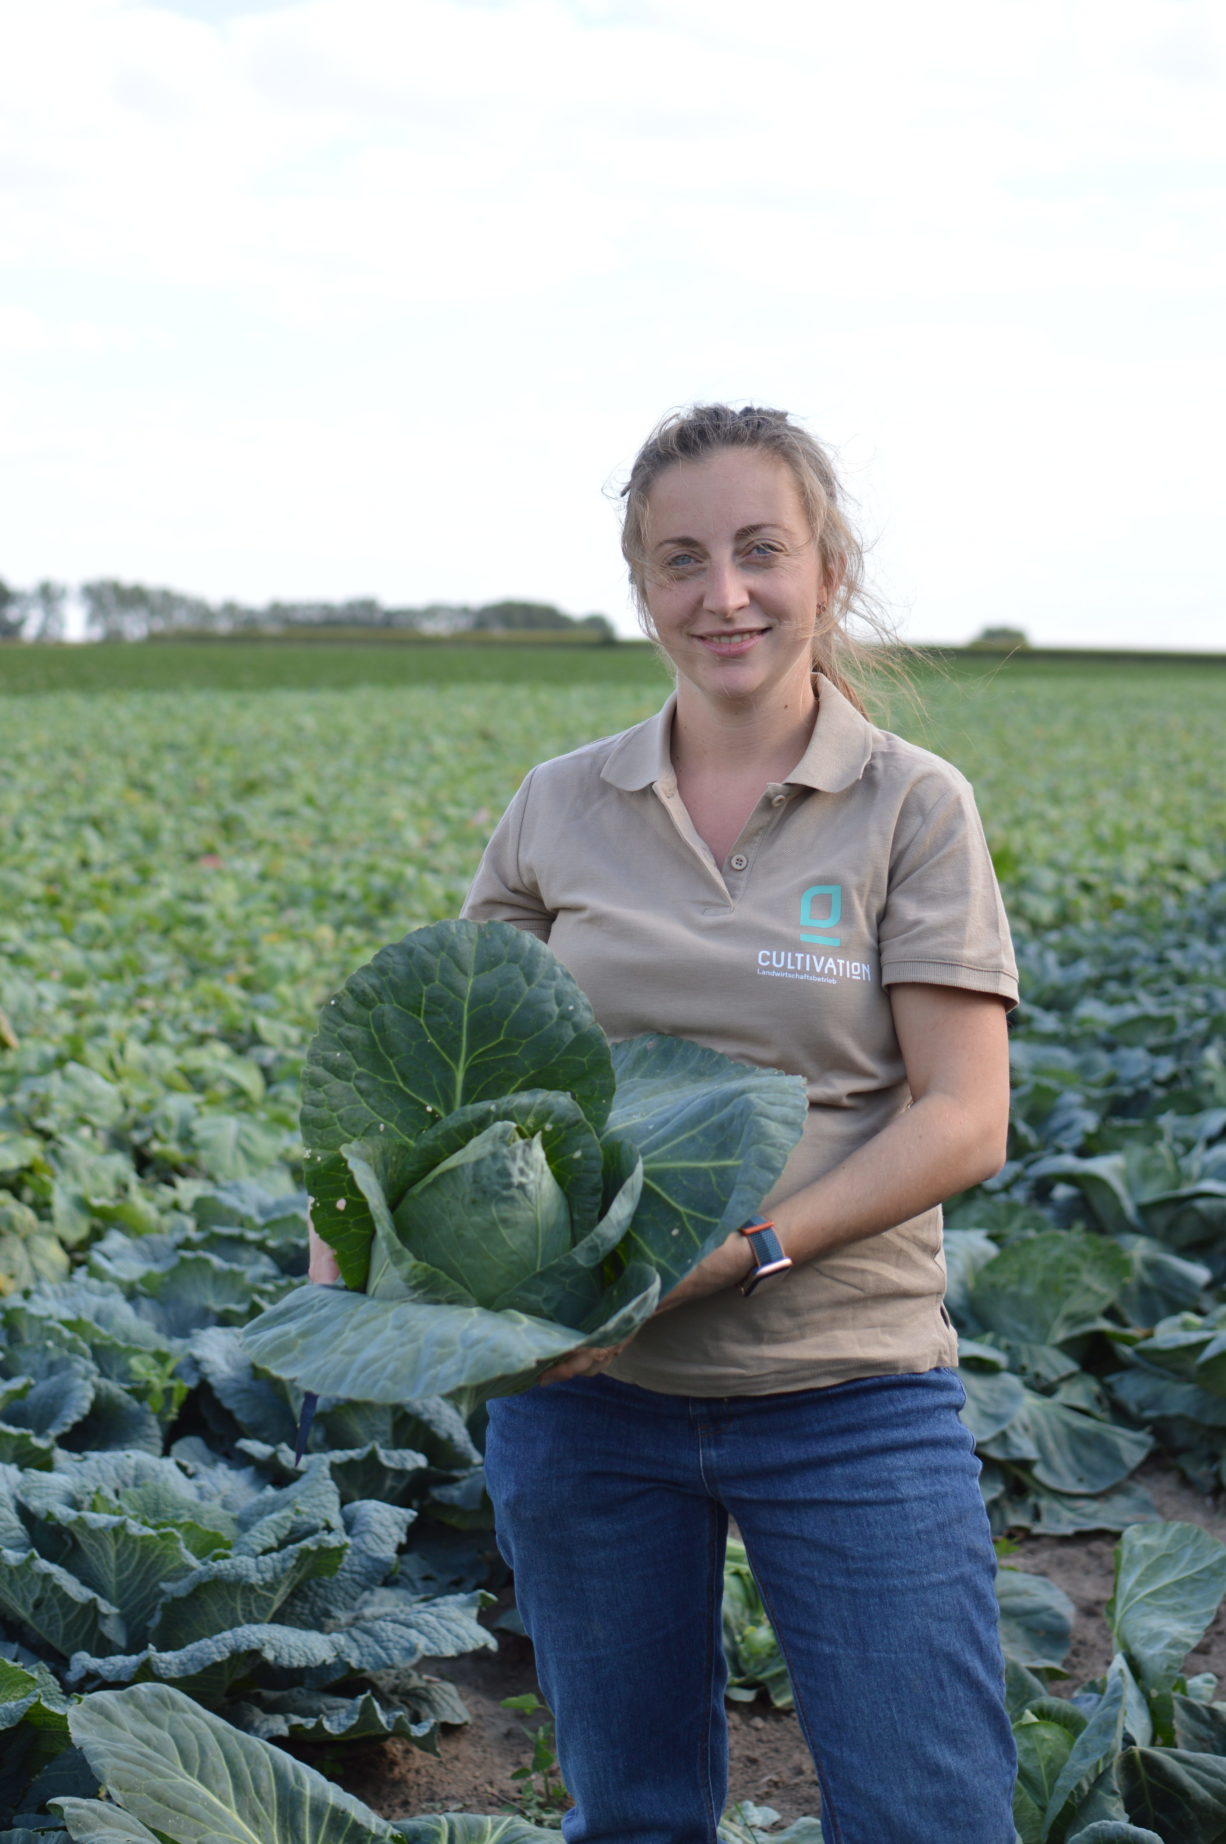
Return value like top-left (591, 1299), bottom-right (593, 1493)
top-left (0, 306), bottom-right (145, 353)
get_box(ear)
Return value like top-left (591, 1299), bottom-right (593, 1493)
top-left (820, 550), bottom-right (847, 612)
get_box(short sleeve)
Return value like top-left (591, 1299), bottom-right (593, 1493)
top-left (878, 769), bottom-right (1018, 1009)
top-left (460, 769), bottom-right (554, 941)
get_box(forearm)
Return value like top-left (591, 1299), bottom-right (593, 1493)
top-left (777, 1088), bottom-right (1005, 1263)
top-left (660, 982), bottom-right (1012, 1313)
top-left (658, 1091), bottom-right (1005, 1313)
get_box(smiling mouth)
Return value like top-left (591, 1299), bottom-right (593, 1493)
top-left (694, 628), bottom-right (768, 652)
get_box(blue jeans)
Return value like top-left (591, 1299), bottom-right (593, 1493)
top-left (484, 1368), bottom-right (1016, 1844)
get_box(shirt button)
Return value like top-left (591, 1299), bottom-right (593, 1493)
top-left (729, 852), bottom-right (749, 871)
top-left (770, 793), bottom-right (787, 807)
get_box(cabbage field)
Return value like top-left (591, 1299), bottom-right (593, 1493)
top-left (1, 641), bottom-right (1225, 1842)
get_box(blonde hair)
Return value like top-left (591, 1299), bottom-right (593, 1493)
top-left (619, 403), bottom-right (900, 716)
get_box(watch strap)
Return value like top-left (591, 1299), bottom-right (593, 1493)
top-left (737, 1218), bottom-right (794, 1297)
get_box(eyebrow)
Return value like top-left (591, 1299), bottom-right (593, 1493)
top-left (652, 521), bottom-right (786, 554)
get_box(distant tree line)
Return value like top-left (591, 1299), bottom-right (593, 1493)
top-left (0, 577), bottom-right (616, 643)
top-left (967, 625), bottom-right (1030, 650)
top-left (0, 579), bottom-right (67, 641)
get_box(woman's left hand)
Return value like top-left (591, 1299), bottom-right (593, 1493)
top-left (653, 1229), bottom-right (755, 1314)
top-left (534, 1230), bottom-right (766, 1383)
top-left (536, 1341), bottom-right (632, 1386)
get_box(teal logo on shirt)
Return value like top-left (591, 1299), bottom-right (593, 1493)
top-left (800, 884), bottom-right (842, 947)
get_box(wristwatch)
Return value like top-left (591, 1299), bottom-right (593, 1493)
top-left (737, 1218), bottom-right (794, 1297)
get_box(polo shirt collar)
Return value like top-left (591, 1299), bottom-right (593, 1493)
top-left (601, 696), bottom-right (676, 790)
top-left (787, 675), bottom-right (875, 792)
top-left (600, 674), bottom-right (874, 794)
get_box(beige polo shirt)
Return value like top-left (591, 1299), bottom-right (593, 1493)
top-left (462, 675), bottom-right (1017, 1396)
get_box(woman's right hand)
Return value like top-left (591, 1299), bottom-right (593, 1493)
top-left (308, 1218), bottom-right (342, 1284)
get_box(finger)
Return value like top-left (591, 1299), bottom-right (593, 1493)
top-left (307, 1224), bottom-right (342, 1284)
top-left (537, 1344), bottom-right (625, 1386)
top-left (539, 1354), bottom-right (592, 1385)
top-left (536, 1356), bottom-right (584, 1385)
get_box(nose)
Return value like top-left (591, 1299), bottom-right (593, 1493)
top-left (701, 554), bottom-right (751, 618)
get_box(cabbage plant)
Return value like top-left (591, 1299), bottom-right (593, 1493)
top-left (244, 920), bottom-right (807, 1410)
top-left (0, 1447), bottom-right (489, 1750)
top-left (36, 1682), bottom-right (820, 1844)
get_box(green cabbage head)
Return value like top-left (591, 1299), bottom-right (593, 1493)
top-left (244, 920), bottom-right (807, 1411)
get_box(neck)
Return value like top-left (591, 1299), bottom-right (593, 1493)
top-left (670, 678), bottom-right (820, 781)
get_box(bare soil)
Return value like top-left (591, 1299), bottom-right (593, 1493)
top-left (335, 1458), bottom-right (1226, 1829)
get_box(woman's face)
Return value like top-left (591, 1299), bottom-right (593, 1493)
top-left (642, 449), bottom-right (826, 711)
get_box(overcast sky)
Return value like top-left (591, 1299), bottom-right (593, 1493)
top-left (2, 0), bottom-right (1222, 646)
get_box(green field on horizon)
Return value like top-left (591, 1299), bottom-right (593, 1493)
top-left (2, 633), bottom-right (1223, 698)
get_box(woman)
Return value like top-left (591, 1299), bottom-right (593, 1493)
top-left (318, 403), bottom-right (1019, 1843)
